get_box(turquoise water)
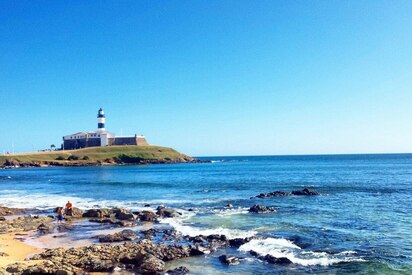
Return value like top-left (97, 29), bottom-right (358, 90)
top-left (0, 154), bottom-right (411, 273)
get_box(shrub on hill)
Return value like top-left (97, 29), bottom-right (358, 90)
top-left (68, 155), bottom-right (80, 161)
top-left (82, 156), bottom-right (90, 160)
top-left (55, 156), bottom-right (65, 160)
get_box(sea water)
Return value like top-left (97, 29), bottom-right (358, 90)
top-left (0, 154), bottom-right (411, 274)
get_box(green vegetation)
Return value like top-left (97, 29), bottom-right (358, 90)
top-left (0, 145), bottom-right (193, 167)
top-left (67, 155), bottom-right (80, 161)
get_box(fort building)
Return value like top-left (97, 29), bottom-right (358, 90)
top-left (62, 108), bottom-right (148, 150)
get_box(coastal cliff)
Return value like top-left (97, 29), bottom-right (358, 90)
top-left (0, 145), bottom-right (200, 168)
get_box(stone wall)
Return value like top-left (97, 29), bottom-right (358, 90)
top-left (63, 138), bottom-right (101, 150)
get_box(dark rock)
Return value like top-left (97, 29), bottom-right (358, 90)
top-left (139, 254), bottom-right (165, 273)
top-left (37, 223), bottom-right (51, 234)
top-left (98, 229), bottom-right (139, 243)
top-left (250, 250), bottom-right (259, 257)
top-left (167, 266), bottom-right (189, 275)
top-left (0, 216), bottom-right (5, 222)
top-left (188, 208), bottom-right (194, 212)
top-left (291, 188), bottom-right (319, 196)
top-left (207, 234), bottom-right (227, 242)
top-left (89, 218), bottom-right (116, 224)
top-left (69, 207), bottom-right (84, 218)
top-left (189, 235), bottom-right (206, 243)
top-left (112, 208), bottom-right (136, 221)
top-left (138, 210), bottom-right (157, 222)
top-left (264, 254), bottom-right (292, 264)
top-left (189, 245), bottom-right (210, 256)
top-left (156, 206), bottom-right (181, 218)
top-left (256, 188), bottom-right (319, 198)
top-left (256, 191), bottom-right (290, 198)
top-left (225, 204), bottom-right (233, 208)
top-left (82, 208), bottom-right (110, 218)
top-left (229, 237), bottom-right (251, 247)
top-left (115, 220), bottom-right (134, 227)
top-left (248, 205), bottom-right (275, 213)
top-left (219, 255), bottom-right (241, 265)
top-left (0, 252), bottom-right (9, 257)
top-left (144, 204), bottom-right (151, 207)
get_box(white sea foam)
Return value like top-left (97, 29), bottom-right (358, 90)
top-left (239, 238), bottom-right (364, 266)
top-left (211, 207), bottom-right (249, 217)
top-left (0, 190), bottom-right (228, 210)
top-left (160, 218), bottom-right (257, 239)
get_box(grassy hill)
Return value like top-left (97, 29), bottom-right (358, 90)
top-left (0, 145), bottom-right (196, 167)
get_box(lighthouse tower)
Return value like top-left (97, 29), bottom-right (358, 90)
top-left (97, 108), bottom-right (106, 132)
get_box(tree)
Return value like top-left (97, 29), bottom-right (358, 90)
top-left (50, 144), bottom-right (56, 151)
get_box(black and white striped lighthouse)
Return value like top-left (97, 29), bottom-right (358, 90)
top-left (97, 108), bottom-right (106, 132)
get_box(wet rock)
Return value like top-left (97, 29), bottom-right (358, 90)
top-left (225, 204), bottom-right (233, 208)
top-left (229, 237), bottom-right (252, 247)
top-left (156, 206), bottom-right (181, 218)
top-left (37, 223), bottom-right (52, 234)
top-left (291, 188), bottom-right (319, 196)
top-left (167, 266), bottom-right (189, 275)
top-left (89, 218), bottom-right (117, 224)
top-left (70, 207), bottom-right (84, 218)
top-left (256, 188), bottom-right (319, 198)
top-left (207, 234), bottom-right (227, 242)
top-left (248, 205), bottom-right (275, 213)
top-left (0, 206), bottom-right (25, 216)
top-left (141, 228), bottom-right (158, 238)
top-left (249, 250), bottom-right (259, 257)
top-left (138, 254), bottom-right (165, 273)
top-left (144, 204), bottom-right (151, 207)
top-left (219, 255), bottom-right (241, 265)
top-left (256, 191), bottom-right (290, 198)
top-left (112, 208), bottom-right (136, 221)
top-left (0, 216), bottom-right (5, 222)
top-left (189, 235), bottom-right (207, 243)
top-left (1, 216), bottom-right (53, 233)
top-left (115, 220), bottom-right (134, 227)
top-left (264, 254), bottom-right (292, 264)
top-left (55, 270), bottom-right (73, 275)
top-left (83, 208), bottom-right (110, 218)
top-left (189, 245), bottom-right (210, 255)
top-left (138, 210), bottom-right (157, 222)
top-left (6, 263), bottom-right (26, 273)
top-left (98, 229), bottom-right (139, 243)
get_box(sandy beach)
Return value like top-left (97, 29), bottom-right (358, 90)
top-left (0, 232), bottom-right (43, 269)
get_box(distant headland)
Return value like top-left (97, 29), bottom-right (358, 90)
top-left (0, 108), bottom-right (201, 168)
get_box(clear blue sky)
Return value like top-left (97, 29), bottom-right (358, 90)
top-left (1, 1), bottom-right (411, 156)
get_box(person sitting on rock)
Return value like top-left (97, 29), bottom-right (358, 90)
top-left (65, 201), bottom-right (73, 216)
top-left (57, 207), bottom-right (64, 223)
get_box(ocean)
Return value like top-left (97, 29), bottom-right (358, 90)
top-left (0, 154), bottom-right (411, 274)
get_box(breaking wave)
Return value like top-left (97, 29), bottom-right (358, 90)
top-left (160, 218), bottom-right (257, 239)
top-left (238, 238), bottom-right (365, 266)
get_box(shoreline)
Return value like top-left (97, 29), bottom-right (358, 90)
top-left (0, 158), bottom-right (207, 169)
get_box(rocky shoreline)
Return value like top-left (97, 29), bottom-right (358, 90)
top-left (0, 188), bottom-right (323, 274)
top-left (0, 158), bottom-right (207, 169)
top-left (0, 204), bottom-right (285, 275)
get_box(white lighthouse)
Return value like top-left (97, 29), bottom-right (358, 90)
top-left (97, 108), bottom-right (106, 132)
top-left (62, 108), bottom-right (148, 150)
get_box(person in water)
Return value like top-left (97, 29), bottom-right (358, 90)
top-left (65, 201), bottom-right (73, 216)
top-left (57, 207), bottom-right (64, 223)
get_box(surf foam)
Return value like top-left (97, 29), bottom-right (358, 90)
top-left (160, 218), bottom-right (257, 239)
top-left (239, 238), bottom-right (364, 266)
